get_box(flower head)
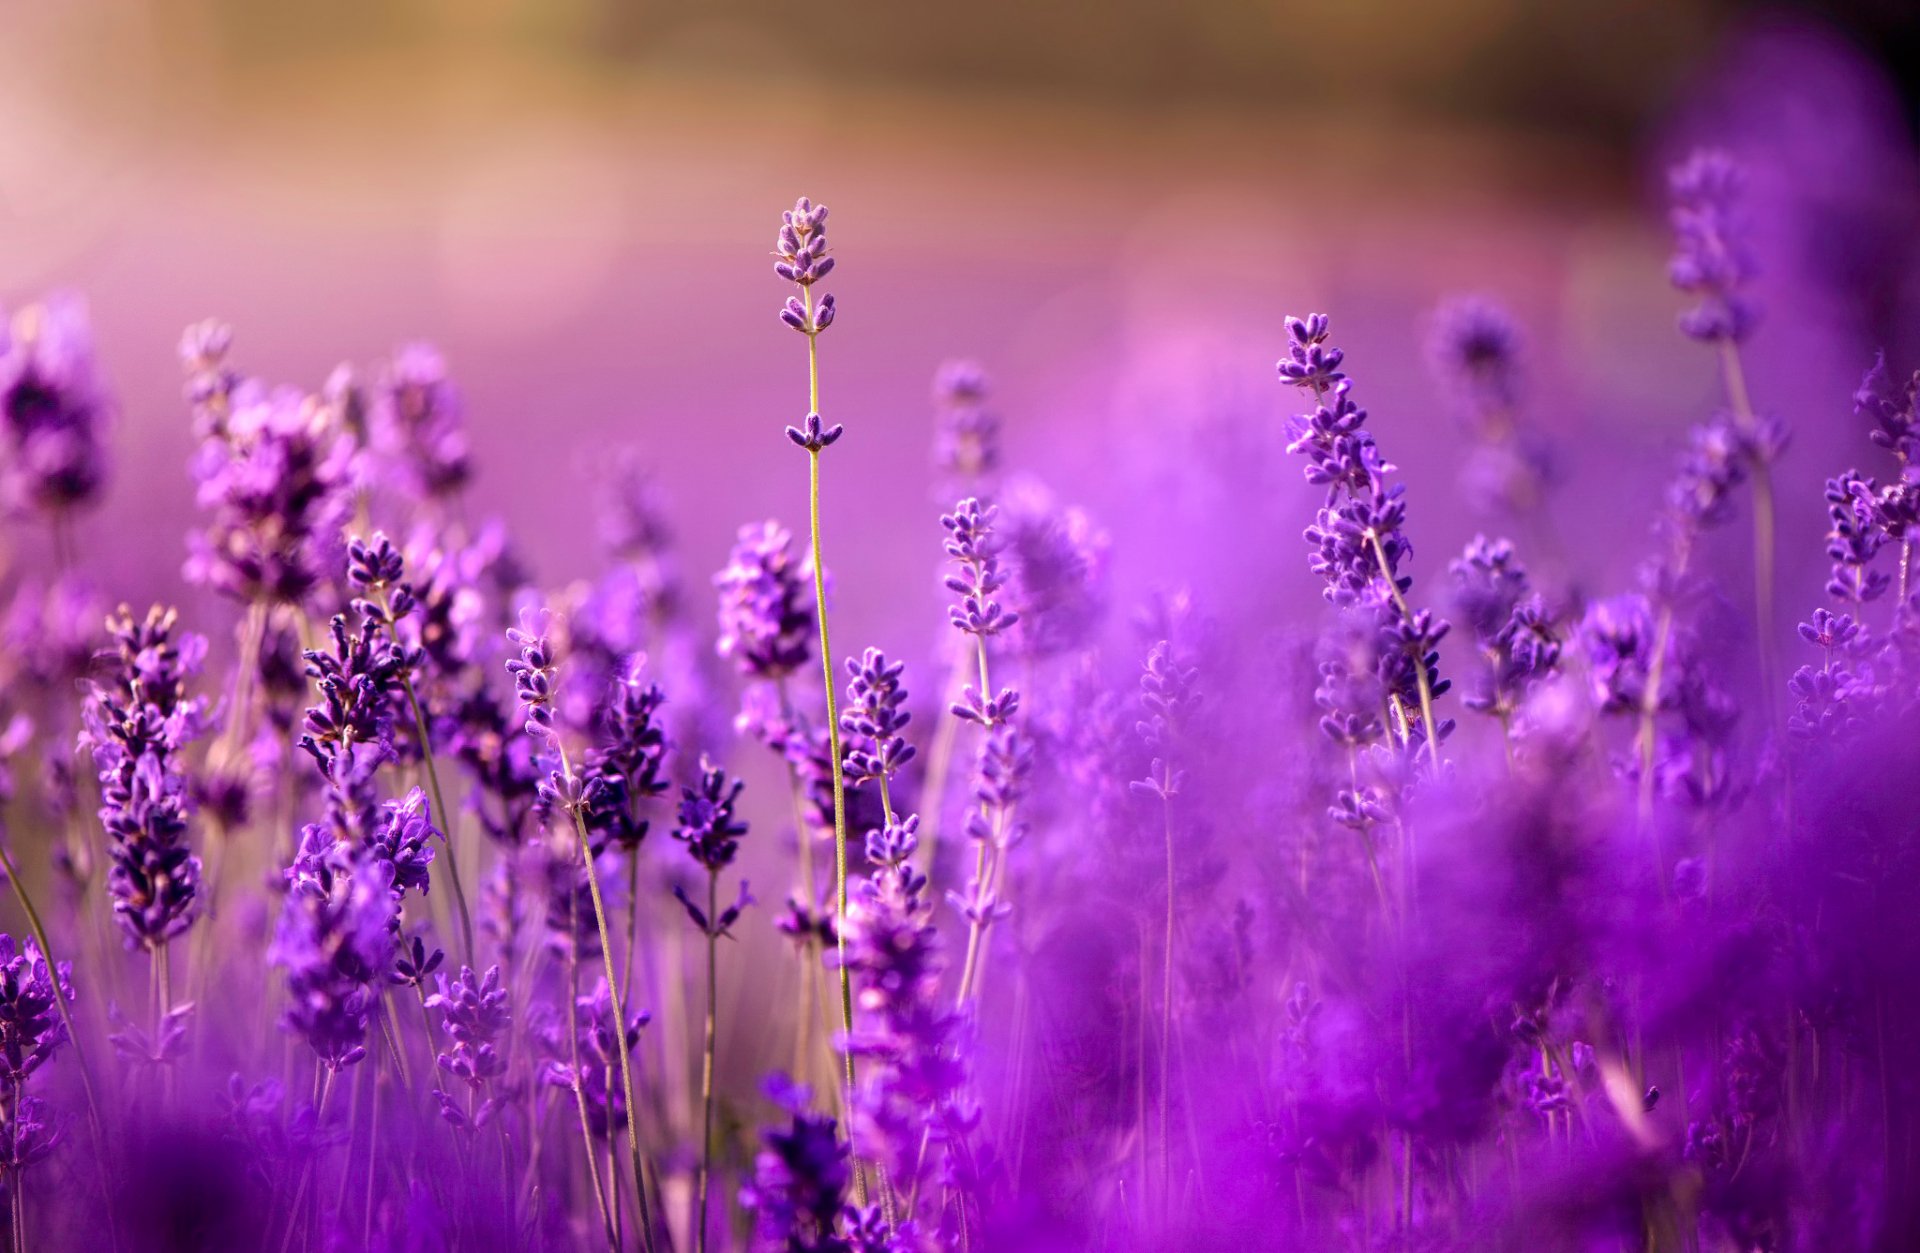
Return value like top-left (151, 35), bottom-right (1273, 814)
top-left (1668, 148), bottom-right (1759, 344)
top-left (1, 295), bottom-right (112, 518)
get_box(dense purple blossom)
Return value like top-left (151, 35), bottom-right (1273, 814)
top-left (674, 756), bottom-right (749, 874)
top-left (715, 521), bottom-right (815, 681)
top-left (271, 834), bottom-right (395, 1071)
top-left (775, 196), bottom-right (837, 336)
top-left (1668, 148), bottom-right (1760, 343)
top-left (941, 498), bottom-right (1019, 641)
top-left (372, 343), bottom-right (471, 503)
top-left (3, 122), bottom-right (1920, 1253)
top-left (82, 605), bottom-right (209, 948)
top-left (1280, 313), bottom-right (1453, 759)
top-left (841, 648), bottom-right (914, 788)
top-left (740, 1076), bottom-right (853, 1253)
top-left (0, 295), bottom-right (112, 517)
top-left (185, 381), bottom-right (352, 606)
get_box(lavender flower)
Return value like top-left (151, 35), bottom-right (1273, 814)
top-left (271, 835), bottom-right (394, 1071)
top-left (1449, 537), bottom-right (1561, 726)
top-left (1668, 149), bottom-right (1759, 343)
top-left (0, 935), bottom-right (72, 1180)
top-left (83, 605), bottom-right (209, 948)
top-left (740, 1075), bottom-right (852, 1253)
top-left (841, 648), bottom-right (915, 788)
top-left (185, 382), bottom-right (351, 606)
top-left (427, 964), bottom-right (509, 1128)
top-left (0, 935), bottom-right (71, 1089)
top-left (372, 344), bottom-right (472, 504)
top-left (363, 786), bottom-right (439, 899)
top-left (674, 756), bottom-right (750, 874)
top-left (0, 295), bottom-right (112, 518)
top-left (775, 196), bottom-right (837, 335)
top-left (715, 521), bottom-right (815, 681)
top-left (1426, 297), bottom-right (1521, 423)
top-left (932, 360), bottom-right (1001, 495)
top-left (942, 498), bottom-right (1019, 641)
top-left (1130, 640), bottom-right (1199, 802)
top-left (1279, 313), bottom-right (1452, 760)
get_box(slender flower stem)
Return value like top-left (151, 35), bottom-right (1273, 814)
top-left (800, 284), bottom-right (860, 1165)
top-left (559, 741), bottom-right (658, 1253)
top-left (695, 870), bottom-right (719, 1253)
top-left (1717, 341), bottom-right (1779, 725)
top-left (1366, 529), bottom-right (1440, 773)
top-left (1158, 792), bottom-right (1176, 1218)
top-left (563, 939), bottom-right (619, 1252)
top-left (380, 588), bottom-right (474, 966)
top-left (278, 1069), bottom-right (338, 1253)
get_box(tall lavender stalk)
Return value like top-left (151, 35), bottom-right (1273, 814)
top-left (774, 196), bottom-right (860, 1125)
top-left (1129, 640), bottom-right (1198, 1210)
top-left (672, 758), bottom-right (753, 1252)
top-left (1668, 150), bottom-right (1787, 723)
top-left (1278, 314), bottom-right (1451, 774)
top-left (941, 498), bottom-right (1024, 1006)
top-left (348, 533), bottom-right (474, 964)
top-left (506, 621), bottom-right (658, 1253)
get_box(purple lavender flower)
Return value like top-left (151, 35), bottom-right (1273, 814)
top-left (674, 757), bottom-right (749, 874)
top-left (1279, 313), bottom-right (1452, 759)
top-left (715, 521), bottom-right (815, 681)
top-left (534, 976), bottom-right (650, 1141)
top-left (942, 498), bottom-right (1019, 641)
top-left (932, 359), bottom-right (1001, 495)
top-left (1578, 594), bottom-right (1657, 715)
top-left (1824, 471), bottom-right (1890, 604)
top-left (427, 964), bottom-right (510, 1127)
top-left (0, 294), bottom-right (112, 517)
top-left (1856, 353), bottom-right (1920, 468)
top-left (774, 196), bottom-right (837, 335)
top-left (1668, 149), bottom-right (1760, 343)
top-left (841, 648), bottom-right (915, 788)
top-left (582, 656), bottom-right (670, 852)
top-left (1130, 640), bottom-right (1199, 802)
top-left (1426, 297), bottom-right (1521, 423)
top-left (0, 934), bottom-right (73, 1180)
top-left (271, 835), bottom-right (395, 1071)
top-left (298, 613), bottom-right (404, 821)
top-left (185, 382), bottom-right (352, 605)
top-left (740, 1074), bottom-right (852, 1253)
top-left (1448, 537), bottom-right (1561, 725)
top-left (82, 605), bottom-right (210, 949)
top-left (363, 786), bottom-right (439, 899)
top-left (372, 343), bottom-right (471, 503)
top-left (0, 935), bottom-right (72, 1088)
top-left (1000, 480), bottom-right (1110, 661)
top-left (178, 318), bottom-right (242, 437)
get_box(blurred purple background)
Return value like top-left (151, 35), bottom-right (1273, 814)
top-left (4, 2), bottom-right (1918, 668)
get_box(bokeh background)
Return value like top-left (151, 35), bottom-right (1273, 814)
top-left (4, 0), bottom-right (1919, 668)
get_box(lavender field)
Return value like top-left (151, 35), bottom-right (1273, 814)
top-left (3, 8), bottom-right (1920, 1253)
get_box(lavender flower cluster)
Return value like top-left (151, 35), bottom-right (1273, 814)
top-left (0, 154), bottom-right (1915, 1253)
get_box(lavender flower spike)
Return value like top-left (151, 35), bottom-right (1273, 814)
top-left (773, 192), bottom-right (860, 1169)
top-left (1668, 149), bottom-right (1759, 345)
top-left (83, 605), bottom-right (210, 951)
top-left (505, 614), bottom-right (659, 1253)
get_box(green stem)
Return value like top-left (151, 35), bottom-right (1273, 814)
top-left (800, 284), bottom-right (861, 1199)
top-left (563, 938), bottom-right (618, 1252)
top-left (1159, 792), bottom-right (1176, 1218)
top-left (560, 740), bottom-right (657, 1253)
top-left (381, 588), bottom-right (474, 966)
top-left (696, 870), bottom-right (719, 1253)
